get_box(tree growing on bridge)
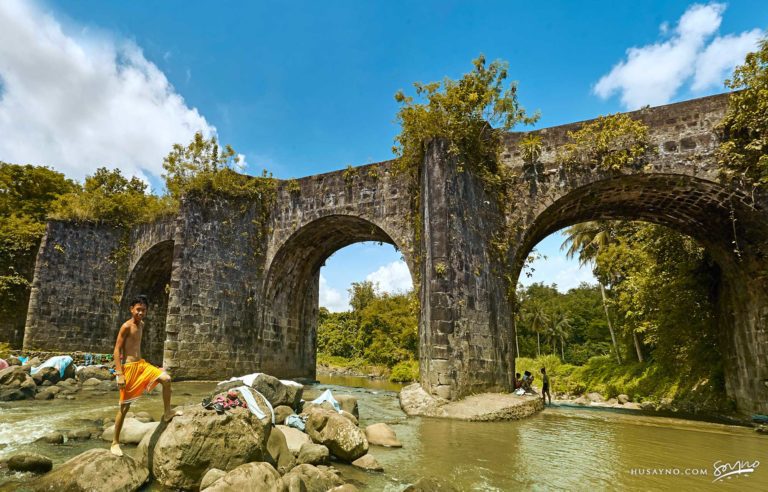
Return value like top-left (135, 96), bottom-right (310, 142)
top-left (392, 55), bottom-right (538, 188)
top-left (717, 37), bottom-right (768, 191)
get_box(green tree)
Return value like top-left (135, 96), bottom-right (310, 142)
top-left (561, 222), bottom-right (623, 363)
top-left (49, 167), bottom-right (175, 226)
top-left (717, 37), bottom-right (768, 189)
top-left (0, 163), bottom-right (77, 345)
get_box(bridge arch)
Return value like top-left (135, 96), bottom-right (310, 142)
top-left (120, 239), bottom-right (175, 366)
top-left (510, 173), bottom-right (768, 412)
top-left (260, 214), bottom-right (415, 378)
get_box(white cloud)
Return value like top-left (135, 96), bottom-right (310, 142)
top-left (319, 274), bottom-right (349, 313)
top-left (365, 260), bottom-right (413, 294)
top-left (594, 3), bottom-right (763, 109)
top-left (0, 0), bottom-right (215, 182)
top-left (518, 255), bottom-right (597, 293)
top-left (691, 29), bottom-right (764, 91)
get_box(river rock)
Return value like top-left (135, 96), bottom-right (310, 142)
top-left (102, 418), bottom-right (160, 444)
top-left (22, 357), bottom-right (41, 371)
top-left (34, 388), bottom-right (55, 400)
top-left (280, 464), bottom-right (343, 492)
top-left (77, 366), bottom-right (113, 382)
top-left (623, 402), bottom-right (642, 410)
top-left (266, 425), bottom-right (296, 475)
top-left (403, 477), bottom-right (459, 491)
top-left (278, 424), bottom-right (312, 455)
top-left (351, 453), bottom-right (383, 472)
top-left (297, 442), bottom-right (330, 466)
top-left (365, 423), bottom-right (402, 447)
top-left (0, 388), bottom-right (33, 401)
top-left (0, 365), bottom-right (28, 386)
top-left (586, 392), bottom-right (605, 403)
top-left (304, 407), bottom-right (368, 462)
top-left (36, 432), bottom-right (65, 445)
top-left (8, 357), bottom-right (21, 366)
top-left (605, 398), bottom-right (618, 406)
top-left (617, 394), bottom-right (630, 404)
top-left (275, 405), bottom-right (295, 425)
top-left (32, 366), bottom-right (61, 386)
top-left (7, 452), bottom-right (53, 473)
top-left (573, 395), bottom-right (590, 405)
top-left (251, 374), bottom-right (301, 409)
top-left (81, 377), bottom-right (104, 390)
top-left (335, 396), bottom-right (359, 419)
top-left (137, 405), bottom-right (271, 490)
top-left (67, 428), bottom-right (93, 440)
top-left (134, 411), bottom-right (154, 423)
top-left (202, 462), bottom-right (283, 492)
top-left (329, 485), bottom-right (360, 492)
top-left (200, 468), bottom-right (227, 490)
top-left (341, 410), bottom-right (358, 426)
top-left (25, 448), bottom-right (148, 492)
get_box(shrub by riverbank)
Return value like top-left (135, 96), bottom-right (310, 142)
top-left (516, 354), bottom-right (735, 415)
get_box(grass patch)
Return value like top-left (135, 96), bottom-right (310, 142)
top-left (516, 354), bottom-right (734, 414)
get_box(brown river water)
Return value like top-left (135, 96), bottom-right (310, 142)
top-left (1, 375), bottom-right (766, 491)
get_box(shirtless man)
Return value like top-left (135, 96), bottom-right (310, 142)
top-left (111, 295), bottom-right (181, 456)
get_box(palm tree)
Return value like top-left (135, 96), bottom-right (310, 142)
top-left (550, 311), bottom-right (573, 361)
top-left (561, 222), bottom-right (623, 364)
top-left (528, 304), bottom-right (550, 357)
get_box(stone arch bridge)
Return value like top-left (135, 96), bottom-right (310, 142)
top-left (20, 94), bottom-right (768, 413)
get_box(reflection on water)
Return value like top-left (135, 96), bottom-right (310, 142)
top-left (1, 377), bottom-right (766, 491)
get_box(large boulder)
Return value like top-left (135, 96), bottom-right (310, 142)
top-left (304, 408), bottom-right (368, 462)
top-left (274, 405), bottom-right (295, 425)
top-left (277, 425), bottom-right (312, 455)
top-left (202, 462), bottom-right (284, 492)
top-left (32, 366), bottom-right (60, 386)
top-left (351, 453), bottom-right (383, 472)
top-left (137, 406), bottom-right (271, 490)
top-left (251, 374), bottom-right (302, 409)
top-left (36, 432), bottom-right (65, 445)
top-left (280, 464), bottom-right (343, 492)
top-left (266, 425), bottom-right (296, 475)
top-left (0, 365), bottom-right (28, 386)
top-left (200, 468), bottom-right (227, 490)
top-left (25, 448), bottom-right (148, 492)
top-left (297, 443), bottom-right (329, 466)
top-left (102, 418), bottom-right (160, 444)
top-left (335, 396), bottom-right (359, 419)
top-left (364, 423), bottom-right (402, 447)
top-left (77, 366), bottom-right (113, 382)
top-left (7, 452), bottom-right (53, 473)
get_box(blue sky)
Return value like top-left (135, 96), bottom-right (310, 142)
top-left (1, 1), bottom-right (765, 310)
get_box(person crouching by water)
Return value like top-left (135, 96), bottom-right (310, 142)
top-left (514, 372), bottom-right (522, 390)
top-left (522, 371), bottom-right (536, 394)
top-left (111, 295), bottom-right (182, 456)
top-left (541, 367), bottom-right (551, 405)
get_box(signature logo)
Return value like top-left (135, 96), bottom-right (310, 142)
top-left (712, 460), bottom-right (760, 482)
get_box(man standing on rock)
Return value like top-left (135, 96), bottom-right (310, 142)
top-left (111, 295), bottom-right (181, 456)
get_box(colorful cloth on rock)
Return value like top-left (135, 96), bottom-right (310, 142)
top-left (119, 359), bottom-right (164, 404)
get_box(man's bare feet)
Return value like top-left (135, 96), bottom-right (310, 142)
top-left (110, 443), bottom-right (123, 457)
top-left (163, 410), bottom-right (183, 423)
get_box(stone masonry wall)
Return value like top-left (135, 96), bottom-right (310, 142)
top-left (163, 195), bottom-right (269, 380)
top-left (24, 221), bottom-right (124, 352)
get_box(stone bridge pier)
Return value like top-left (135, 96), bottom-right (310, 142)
top-left (19, 93), bottom-right (768, 414)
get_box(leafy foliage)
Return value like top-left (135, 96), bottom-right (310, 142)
top-left (49, 168), bottom-right (176, 227)
top-left (163, 131), bottom-right (276, 201)
top-left (393, 55), bottom-right (537, 186)
top-left (556, 113), bottom-right (653, 171)
top-left (317, 281), bottom-right (419, 375)
top-left (717, 37), bottom-right (768, 189)
top-left (0, 163), bottom-right (76, 333)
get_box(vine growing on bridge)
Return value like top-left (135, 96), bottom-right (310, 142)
top-left (555, 113), bottom-right (654, 172)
